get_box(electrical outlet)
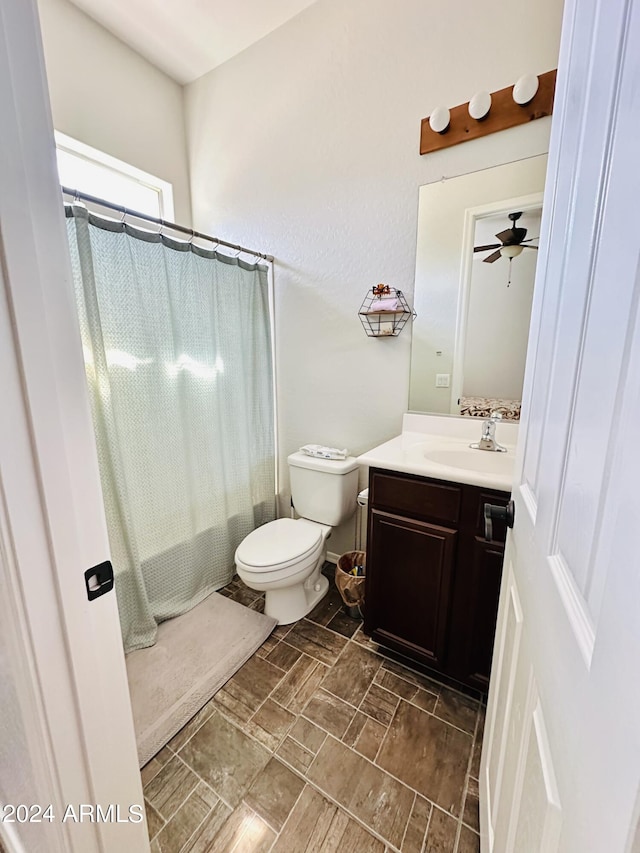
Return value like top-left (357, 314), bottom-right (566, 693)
top-left (436, 373), bottom-right (450, 388)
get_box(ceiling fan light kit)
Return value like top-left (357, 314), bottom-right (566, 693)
top-left (420, 69), bottom-right (556, 155)
top-left (500, 244), bottom-right (524, 259)
top-left (474, 211), bottom-right (539, 266)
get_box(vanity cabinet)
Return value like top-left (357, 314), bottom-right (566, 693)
top-left (364, 467), bottom-right (509, 692)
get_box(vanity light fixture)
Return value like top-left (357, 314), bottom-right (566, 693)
top-left (428, 106), bottom-right (451, 134)
top-left (420, 69), bottom-right (556, 155)
top-left (358, 284), bottom-right (416, 338)
top-left (468, 90), bottom-right (492, 121)
top-left (512, 74), bottom-right (540, 105)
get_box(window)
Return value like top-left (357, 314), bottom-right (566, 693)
top-left (55, 131), bottom-right (174, 220)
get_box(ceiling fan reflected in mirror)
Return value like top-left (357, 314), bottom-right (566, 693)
top-left (474, 211), bottom-right (539, 264)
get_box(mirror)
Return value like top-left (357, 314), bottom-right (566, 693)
top-left (409, 155), bottom-right (548, 418)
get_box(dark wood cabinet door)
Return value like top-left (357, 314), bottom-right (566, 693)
top-left (365, 508), bottom-right (457, 670)
top-left (364, 467), bottom-right (509, 692)
top-left (448, 536), bottom-right (504, 690)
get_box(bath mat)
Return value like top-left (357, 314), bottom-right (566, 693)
top-left (126, 592), bottom-right (276, 767)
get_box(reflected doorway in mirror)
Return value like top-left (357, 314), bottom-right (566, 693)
top-left (456, 201), bottom-right (542, 414)
top-left (409, 155), bottom-right (548, 416)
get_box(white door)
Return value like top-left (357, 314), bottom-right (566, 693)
top-left (0, 2), bottom-right (148, 851)
top-left (481, 0), bottom-right (640, 851)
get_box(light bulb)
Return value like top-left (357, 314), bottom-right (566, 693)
top-left (468, 91), bottom-right (492, 120)
top-left (513, 74), bottom-right (539, 106)
top-left (429, 106), bottom-right (450, 134)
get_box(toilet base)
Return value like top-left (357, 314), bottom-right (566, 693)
top-left (264, 571), bottom-right (329, 625)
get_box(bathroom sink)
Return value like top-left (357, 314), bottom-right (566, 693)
top-left (421, 446), bottom-right (514, 475)
top-left (356, 415), bottom-right (519, 491)
top-left (398, 436), bottom-right (516, 487)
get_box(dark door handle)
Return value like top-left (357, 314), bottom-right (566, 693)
top-left (484, 500), bottom-right (515, 542)
top-left (84, 561), bottom-right (114, 601)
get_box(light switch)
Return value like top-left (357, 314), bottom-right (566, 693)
top-left (436, 373), bottom-right (450, 388)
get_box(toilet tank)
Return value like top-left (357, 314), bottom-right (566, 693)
top-left (287, 452), bottom-right (359, 527)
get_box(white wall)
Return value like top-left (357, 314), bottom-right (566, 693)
top-left (185, 0), bottom-right (563, 553)
top-left (37, 0), bottom-right (191, 224)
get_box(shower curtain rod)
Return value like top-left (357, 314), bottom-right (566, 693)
top-left (61, 186), bottom-right (274, 263)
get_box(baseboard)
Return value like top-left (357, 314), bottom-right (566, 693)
top-left (326, 551), bottom-right (340, 564)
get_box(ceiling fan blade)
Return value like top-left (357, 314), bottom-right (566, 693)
top-left (474, 243), bottom-right (501, 252)
top-left (522, 245), bottom-right (538, 250)
top-left (483, 249), bottom-right (503, 264)
top-left (495, 226), bottom-right (528, 244)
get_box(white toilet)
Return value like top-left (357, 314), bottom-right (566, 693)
top-left (235, 451), bottom-right (359, 624)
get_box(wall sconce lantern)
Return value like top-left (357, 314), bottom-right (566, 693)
top-left (358, 284), bottom-right (416, 338)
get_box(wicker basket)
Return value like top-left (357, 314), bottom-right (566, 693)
top-left (335, 551), bottom-right (366, 616)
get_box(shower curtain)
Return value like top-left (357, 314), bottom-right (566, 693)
top-left (66, 205), bottom-right (276, 652)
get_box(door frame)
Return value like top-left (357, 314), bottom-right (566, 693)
top-left (0, 2), bottom-right (148, 850)
top-left (480, 0), bottom-right (640, 849)
top-left (450, 192), bottom-right (543, 414)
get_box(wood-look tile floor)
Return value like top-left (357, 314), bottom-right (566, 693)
top-left (142, 568), bottom-right (484, 853)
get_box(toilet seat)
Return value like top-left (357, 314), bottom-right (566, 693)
top-left (235, 518), bottom-right (323, 575)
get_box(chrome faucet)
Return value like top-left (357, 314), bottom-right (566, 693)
top-left (470, 411), bottom-right (507, 452)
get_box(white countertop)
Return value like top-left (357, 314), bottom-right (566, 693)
top-left (356, 413), bottom-right (518, 492)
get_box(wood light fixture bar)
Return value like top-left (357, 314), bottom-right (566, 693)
top-left (420, 69), bottom-right (557, 155)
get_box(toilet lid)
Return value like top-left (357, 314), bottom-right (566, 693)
top-left (236, 518), bottom-right (322, 570)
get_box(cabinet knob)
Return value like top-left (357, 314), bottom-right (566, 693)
top-left (483, 500), bottom-right (515, 542)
